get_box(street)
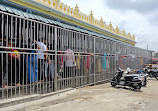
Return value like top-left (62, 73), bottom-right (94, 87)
top-left (1, 78), bottom-right (158, 111)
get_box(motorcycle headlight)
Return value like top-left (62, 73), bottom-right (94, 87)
top-left (141, 78), bottom-right (144, 81)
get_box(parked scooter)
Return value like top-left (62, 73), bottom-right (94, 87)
top-left (111, 68), bottom-right (142, 90)
top-left (144, 67), bottom-right (158, 80)
top-left (124, 68), bottom-right (148, 87)
top-left (139, 73), bottom-right (148, 86)
top-left (134, 71), bottom-right (148, 87)
top-left (148, 69), bottom-right (158, 80)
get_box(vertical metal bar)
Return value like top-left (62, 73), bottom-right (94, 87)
top-left (57, 28), bottom-right (59, 51)
top-left (26, 20), bottom-right (29, 96)
top-left (80, 34), bottom-right (81, 86)
top-left (67, 31), bottom-right (69, 88)
top-left (85, 35), bottom-right (87, 84)
top-left (74, 33), bottom-right (77, 88)
top-left (45, 25), bottom-right (48, 94)
top-left (15, 17), bottom-right (17, 48)
top-left (80, 34), bottom-right (82, 86)
top-left (65, 30), bottom-right (70, 88)
top-left (71, 31), bottom-right (73, 88)
top-left (61, 29), bottom-right (64, 51)
top-left (54, 27), bottom-right (57, 91)
top-left (39, 23), bottom-right (42, 95)
top-left (64, 30), bottom-right (66, 89)
top-left (30, 20), bottom-right (33, 95)
top-left (76, 33), bottom-right (78, 87)
top-left (42, 24), bottom-right (45, 94)
top-left (70, 31), bottom-right (72, 87)
top-left (6, 47), bottom-right (8, 99)
top-left (58, 30), bottom-right (60, 90)
top-left (29, 22), bottom-right (31, 95)
top-left (99, 39), bottom-right (101, 82)
top-left (57, 28), bottom-right (60, 90)
top-left (19, 18), bottom-right (21, 96)
top-left (1, 13), bottom-right (4, 99)
top-left (1, 14), bottom-right (4, 46)
top-left (74, 32), bottom-right (76, 87)
top-left (10, 16), bottom-right (13, 98)
top-left (79, 33), bottom-right (81, 86)
top-left (33, 21), bottom-right (35, 95)
top-left (93, 37), bottom-right (96, 85)
top-left (59, 29), bottom-right (62, 90)
top-left (102, 39), bottom-right (104, 81)
top-left (51, 27), bottom-right (54, 92)
top-left (65, 30), bottom-right (67, 88)
top-left (48, 26), bottom-right (51, 93)
top-left (67, 31), bottom-right (70, 88)
top-left (10, 16), bottom-right (13, 47)
top-left (43, 24), bottom-right (46, 93)
top-left (6, 40), bottom-right (8, 99)
top-left (15, 17), bottom-right (18, 97)
top-left (22, 19), bottom-right (25, 97)
top-left (36, 23), bottom-right (39, 94)
top-left (1, 52), bottom-right (4, 99)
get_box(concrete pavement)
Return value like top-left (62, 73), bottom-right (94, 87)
top-left (1, 78), bottom-right (158, 111)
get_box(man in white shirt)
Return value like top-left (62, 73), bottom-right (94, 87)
top-left (37, 41), bottom-right (47, 59)
top-left (37, 38), bottom-right (51, 80)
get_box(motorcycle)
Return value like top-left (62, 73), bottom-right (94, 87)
top-left (111, 68), bottom-right (142, 90)
top-left (144, 67), bottom-right (158, 80)
top-left (130, 70), bottom-right (148, 87)
top-left (148, 69), bottom-right (158, 80)
top-left (134, 73), bottom-right (148, 87)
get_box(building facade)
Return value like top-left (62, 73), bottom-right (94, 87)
top-left (0, 0), bottom-right (152, 99)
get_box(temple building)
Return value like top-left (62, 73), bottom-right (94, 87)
top-left (1, 0), bottom-right (136, 45)
top-left (0, 0), bottom-right (152, 100)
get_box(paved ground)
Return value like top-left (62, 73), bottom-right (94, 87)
top-left (1, 78), bottom-right (158, 111)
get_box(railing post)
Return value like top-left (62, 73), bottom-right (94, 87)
top-left (54, 27), bottom-right (58, 91)
top-left (114, 42), bottom-right (117, 76)
top-left (93, 37), bottom-right (96, 85)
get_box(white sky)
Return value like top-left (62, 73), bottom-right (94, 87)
top-left (60, 0), bottom-right (158, 52)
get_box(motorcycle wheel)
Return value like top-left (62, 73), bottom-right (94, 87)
top-left (149, 74), bottom-right (153, 78)
top-left (155, 76), bottom-right (158, 80)
top-left (133, 84), bottom-right (141, 90)
top-left (111, 82), bottom-right (116, 87)
top-left (142, 81), bottom-right (147, 87)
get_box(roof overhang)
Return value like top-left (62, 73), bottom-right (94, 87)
top-left (5, 0), bottom-right (136, 46)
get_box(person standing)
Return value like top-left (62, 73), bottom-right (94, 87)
top-left (36, 38), bottom-right (51, 81)
top-left (25, 39), bottom-right (39, 83)
top-left (8, 40), bottom-right (20, 86)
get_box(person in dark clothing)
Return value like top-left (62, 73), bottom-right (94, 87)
top-left (25, 39), bottom-right (39, 83)
top-left (8, 40), bottom-right (20, 86)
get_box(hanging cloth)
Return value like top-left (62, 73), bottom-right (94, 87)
top-left (140, 57), bottom-right (144, 67)
top-left (87, 54), bottom-right (91, 70)
top-left (98, 56), bottom-right (102, 72)
top-left (83, 56), bottom-right (88, 74)
top-left (65, 49), bottom-right (75, 67)
top-left (76, 53), bottom-right (81, 69)
top-left (95, 55), bottom-right (102, 73)
top-left (102, 52), bottom-right (107, 70)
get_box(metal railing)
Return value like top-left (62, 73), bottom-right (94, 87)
top-left (0, 11), bottom-right (152, 99)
